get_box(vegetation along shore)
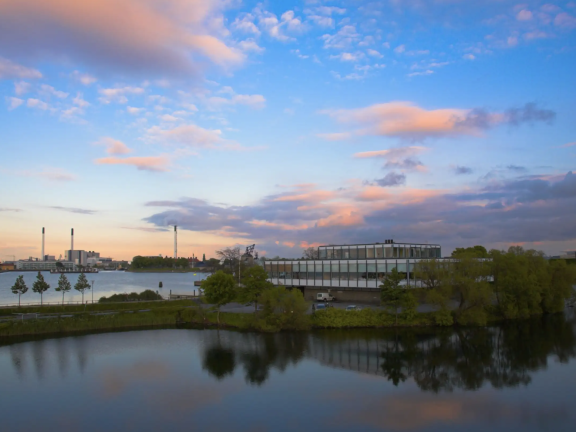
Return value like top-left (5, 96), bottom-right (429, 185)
top-left (1, 246), bottom-right (575, 339)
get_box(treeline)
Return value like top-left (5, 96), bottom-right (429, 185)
top-left (411, 246), bottom-right (576, 326)
top-left (98, 290), bottom-right (163, 303)
top-left (130, 256), bottom-right (190, 269)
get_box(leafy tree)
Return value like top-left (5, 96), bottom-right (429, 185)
top-left (55, 273), bottom-right (72, 305)
top-left (449, 255), bottom-right (492, 325)
top-left (302, 247), bottom-right (319, 259)
top-left (11, 275), bottom-right (28, 307)
top-left (258, 286), bottom-right (310, 331)
top-left (543, 259), bottom-right (576, 313)
top-left (32, 272), bottom-right (50, 305)
top-left (239, 265), bottom-right (274, 312)
top-left (452, 245), bottom-right (489, 258)
top-left (414, 258), bottom-right (448, 290)
top-left (216, 246), bottom-right (242, 271)
top-left (202, 271), bottom-right (237, 325)
top-left (74, 273), bottom-right (91, 303)
top-left (380, 268), bottom-right (409, 325)
top-left (55, 261), bottom-right (64, 270)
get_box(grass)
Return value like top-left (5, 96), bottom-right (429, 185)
top-left (0, 299), bottom-right (197, 317)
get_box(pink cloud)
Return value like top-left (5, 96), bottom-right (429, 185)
top-left (316, 206), bottom-right (364, 227)
top-left (96, 137), bottom-right (133, 155)
top-left (354, 146), bottom-right (428, 172)
top-left (0, 56), bottom-right (42, 79)
top-left (95, 156), bottom-right (170, 172)
top-left (247, 220), bottom-right (309, 231)
top-left (554, 12), bottom-right (576, 28)
top-left (274, 190), bottom-right (336, 202)
top-left (0, 0), bottom-right (244, 78)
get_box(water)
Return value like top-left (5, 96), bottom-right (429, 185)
top-left (0, 271), bottom-right (207, 305)
top-left (1, 310), bottom-right (575, 431)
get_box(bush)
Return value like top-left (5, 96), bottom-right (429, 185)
top-left (99, 290), bottom-right (163, 303)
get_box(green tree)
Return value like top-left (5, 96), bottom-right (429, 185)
top-left (202, 346), bottom-right (236, 380)
top-left (380, 268), bottom-right (409, 325)
top-left (202, 271), bottom-right (237, 325)
top-left (74, 273), bottom-right (91, 303)
top-left (543, 259), bottom-right (576, 313)
top-left (449, 255), bottom-right (492, 325)
top-left (452, 245), bottom-right (489, 258)
top-left (32, 272), bottom-right (50, 305)
top-left (55, 273), bottom-right (72, 305)
top-left (11, 275), bottom-right (28, 307)
top-left (257, 286), bottom-right (310, 331)
top-left (239, 265), bottom-right (274, 312)
top-left (414, 258), bottom-right (448, 290)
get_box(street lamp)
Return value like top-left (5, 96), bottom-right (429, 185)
top-left (91, 280), bottom-right (94, 304)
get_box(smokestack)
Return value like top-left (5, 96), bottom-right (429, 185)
top-left (42, 227), bottom-right (45, 261)
top-left (174, 225), bottom-right (177, 259)
top-left (71, 228), bottom-right (74, 262)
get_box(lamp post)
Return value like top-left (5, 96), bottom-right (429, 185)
top-left (91, 280), bottom-right (94, 304)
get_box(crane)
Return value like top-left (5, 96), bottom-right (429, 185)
top-left (4, 255), bottom-right (16, 262)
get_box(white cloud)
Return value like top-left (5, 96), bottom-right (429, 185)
top-left (238, 39), bottom-right (265, 54)
top-left (159, 114), bottom-right (179, 122)
top-left (0, 57), bottom-right (42, 79)
top-left (394, 44), bottom-right (406, 54)
top-left (71, 70), bottom-right (97, 85)
top-left (330, 52), bottom-right (364, 62)
top-left (321, 25), bottom-right (360, 49)
top-left (40, 84), bottom-right (69, 99)
top-left (408, 70), bottom-right (434, 77)
top-left (27, 98), bottom-right (50, 110)
top-left (147, 124), bottom-right (226, 148)
top-left (73, 93), bottom-right (90, 108)
top-left (254, 7), bottom-right (306, 42)
top-left (96, 137), bottom-right (133, 155)
top-left (232, 13), bottom-right (261, 35)
top-left (463, 53), bottom-right (476, 60)
top-left (6, 97), bottom-right (23, 110)
top-left (127, 106), bottom-right (143, 115)
top-left (517, 10), bottom-right (533, 21)
top-left (14, 81), bottom-right (31, 95)
top-left (99, 86), bottom-right (144, 104)
top-left (367, 49), bottom-right (383, 58)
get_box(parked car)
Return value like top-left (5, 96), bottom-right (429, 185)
top-left (345, 305), bottom-right (362, 311)
top-left (316, 293), bottom-right (337, 302)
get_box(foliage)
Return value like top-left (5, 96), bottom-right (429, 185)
top-left (449, 255), bottom-right (492, 325)
top-left (255, 286), bottom-right (310, 331)
top-left (312, 308), bottom-right (388, 328)
top-left (302, 247), bottom-right (319, 259)
top-left (32, 272), bottom-right (50, 305)
top-left (202, 346), bottom-right (236, 380)
top-left (74, 273), bottom-right (91, 303)
top-left (414, 259), bottom-right (448, 290)
top-left (216, 246), bottom-right (242, 271)
top-left (452, 245), bottom-right (489, 258)
top-left (98, 290), bottom-right (163, 303)
top-left (55, 273), bottom-right (72, 304)
top-left (130, 255), bottom-right (190, 270)
top-left (380, 268), bottom-right (413, 325)
top-left (238, 265), bottom-right (274, 311)
top-left (202, 271), bottom-right (238, 324)
top-left (11, 275), bottom-right (28, 306)
top-left (543, 259), bottom-right (576, 313)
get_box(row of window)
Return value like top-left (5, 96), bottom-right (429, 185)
top-left (318, 244), bottom-right (441, 259)
top-left (264, 260), bottom-right (415, 281)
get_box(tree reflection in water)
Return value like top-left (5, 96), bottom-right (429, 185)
top-left (201, 312), bottom-right (576, 391)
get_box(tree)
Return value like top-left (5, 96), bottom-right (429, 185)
top-left (55, 261), bottom-right (64, 270)
top-left (202, 271), bottom-right (237, 325)
top-left (55, 273), bottom-right (72, 305)
top-left (452, 245), bottom-right (489, 258)
top-left (380, 268), bottom-right (409, 325)
top-left (74, 273), bottom-right (91, 303)
top-left (258, 286), bottom-right (310, 331)
top-left (203, 253), bottom-right (206, 262)
top-left (239, 265), bottom-right (274, 312)
top-left (216, 247), bottom-right (242, 270)
top-left (543, 259), bottom-right (576, 313)
top-left (11, 275), bottom-right (28, 307)
top-left (414, 258), bottom-right (448, 290)
top-left (302, 247), bottom-right (319, 259)
top-left (32, 272), bottom-right (50, 305)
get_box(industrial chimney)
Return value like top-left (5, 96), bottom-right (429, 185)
top-left (42, 227), bottom-right (45, 261)
top-left (174, 225), bottom-right (177, 259)
top-left (71, 228), bottom-right (74, 261)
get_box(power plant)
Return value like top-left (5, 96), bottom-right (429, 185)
top-left (174, 225), bottom-right (178, 259)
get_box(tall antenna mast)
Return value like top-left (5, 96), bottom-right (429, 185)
top-left (174, 225), bottom-right (177, 259)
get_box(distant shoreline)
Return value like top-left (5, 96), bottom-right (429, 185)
top-left (126, 268), bottom-right (210, 273)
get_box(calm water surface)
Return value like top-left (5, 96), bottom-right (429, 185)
top-left (0, 271), bottom-right (206, 305)
top-left (1, 310), bottom-right (575, 431)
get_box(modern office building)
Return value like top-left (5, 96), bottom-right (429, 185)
top-left (66, 250), bottom-right (88, 266)
top-left (16, 259), bottom-right (75, 271)
top-left (264, 240), bottom-right (445, 303)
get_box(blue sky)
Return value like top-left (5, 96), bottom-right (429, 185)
top-left (1, 0), bottom-right (575, 260)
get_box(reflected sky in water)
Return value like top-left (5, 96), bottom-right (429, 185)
top-left (1, 311), bottom-right (576, 432)
top-left (0, 271), bottom-right (205, 305)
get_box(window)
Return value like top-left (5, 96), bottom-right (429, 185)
top-left (350, 247), bottom-right (358, 259)
top-left (319, 248), bottom-right (327, 259)
top-left (367, 262), bottom-right (377, 280)
top-left (334, 247), bottom-right (342, 259)
top-left (307, 263), bottom-right (315, 279)
top-left (315, 263), bottom-right (322, 281)
top-left (376, 246), bottom-right (384, 258)
top-left (331, 263), bottom-right (339, 281)
top-left (340, 262), bottom-right (348, 281)
top-left (366, 246), bottom-right (375, 258)
top-left (285, 263), bottom-right (292, 279)
top-left (342, 247), bottom-right (350, 259)
top-left (326, 248), bottom-right (333, 259)
top-left (358, 247), bottom-right (366, 259)
top-left (385, 245), bottom-right (392, 258)
top-left (323, 263), bottom-right (330, 280)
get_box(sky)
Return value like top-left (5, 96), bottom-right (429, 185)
top-left (0, 0), bottom-right (575, 261)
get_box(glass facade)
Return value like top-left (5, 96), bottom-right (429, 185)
top-left (318, 243), bottom-right (441, 260)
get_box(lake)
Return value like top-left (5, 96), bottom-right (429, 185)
top-left (0, 271), bottom-right (207, 306)
top-left (1, 310), bottom-right (575, 431)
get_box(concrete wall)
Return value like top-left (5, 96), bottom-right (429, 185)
top-left (302, 286), bottom-right (381, 305)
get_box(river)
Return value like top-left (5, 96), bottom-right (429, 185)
top-left (1, 310), bottom-right (575, 431)
top-left (0, 271), bottom-right (207, 305)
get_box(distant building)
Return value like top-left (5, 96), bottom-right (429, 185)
top-left (66, 250), bottom-right (88, 266)
top-left (44, 255), bottom-right (56, 261)
top-left (16, 260), bottom-right (75, 271)
top-left (560, 251), bottom-right (576, 260)
top-left (87, 251), bottom-right (100, 258)
top-left (1, 262), bottom-right (16, 271)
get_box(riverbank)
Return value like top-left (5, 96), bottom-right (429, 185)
top-left (2, 299), bottom-right (562, 339)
